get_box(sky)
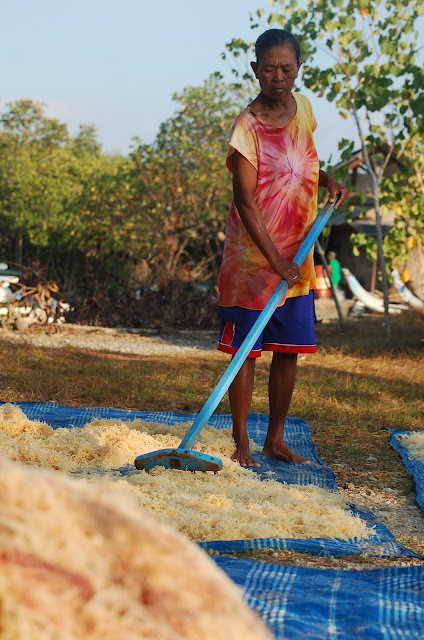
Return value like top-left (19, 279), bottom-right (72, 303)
top-left (1, 0), bottom-right (356, 162)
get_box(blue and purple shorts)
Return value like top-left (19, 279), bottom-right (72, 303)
top-left (217, 291), bottom-right (316, 358)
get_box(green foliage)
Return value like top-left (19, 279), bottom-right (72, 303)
top-left (0, 78), bottom-right (239, 302)
top-left (0, 101), bottom-right (85, 249)
top-left (225, 0), bottom-right (423, 213)
top-left (226, 0), bottom-right (424, 334)
top-left (380, 137), bottom-right (424, 267)
top-left (129, 75), bottom-right (237, 280)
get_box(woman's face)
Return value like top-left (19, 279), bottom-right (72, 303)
top-left (251, 44), bottom-right (301, 103)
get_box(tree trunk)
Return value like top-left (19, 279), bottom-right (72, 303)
top-left (371, 258), bottom-right (377, 293)
top-left (373, 194), bottom-right (391, 339)
top-left (417, 239), bottom-right (423, 300)
top-left (16, 234), bottom-right (23, 271)
top-left (350, 101), bottom-right (392, 339)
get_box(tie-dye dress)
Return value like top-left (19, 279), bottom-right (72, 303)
top-left (219, 92), bottom-right (319, 311)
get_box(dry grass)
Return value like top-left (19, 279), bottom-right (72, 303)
top-left (0, 344), bottom-right (228, 412)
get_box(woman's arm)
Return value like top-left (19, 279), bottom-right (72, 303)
top-left (319, 170), bottom-right (349, 208)
top-left (232, 150), bottom-right (302, 288)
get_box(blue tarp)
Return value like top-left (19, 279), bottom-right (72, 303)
top-left (213, 556), bottom-right (424, 640)
top-left (390, 428), bottom-right (424, 512)
top-left (6, 402), bottom-right (337, 488)
top-left (1, 402), bottom-right (421, 559)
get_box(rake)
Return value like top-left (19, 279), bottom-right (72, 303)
top-left (134, 197), bottom-right (339, 473)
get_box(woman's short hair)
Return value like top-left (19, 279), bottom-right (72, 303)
top-left (255, 29), bottom-right (301, 65)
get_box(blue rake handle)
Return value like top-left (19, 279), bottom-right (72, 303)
top-left (179, 197), bottom-right (339, 451)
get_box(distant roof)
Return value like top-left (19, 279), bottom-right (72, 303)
top-left (328, 204), bottom-right (395, 235)
top-left (333, 144), bottom-right (403, 172)
top-left (334, 150), bottom-right (366, 171)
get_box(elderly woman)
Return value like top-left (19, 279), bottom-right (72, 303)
top-left (217, 29), bottom-right (349, 467)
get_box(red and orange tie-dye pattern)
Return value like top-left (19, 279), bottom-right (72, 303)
top-left (219, 93), bottom-right (320, 310)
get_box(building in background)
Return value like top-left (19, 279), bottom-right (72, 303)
top-left (323, 148), bottom-right (424, 300)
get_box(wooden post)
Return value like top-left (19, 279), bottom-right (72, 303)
top-left (371, 258), bottom-right (377, 293)
top-left (417, 240), bottom-right (423, 300)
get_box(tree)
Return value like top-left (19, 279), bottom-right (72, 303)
top-left (226, 0), bottom-right (424, 337)
top-left (381, 136), bottom-right (424, 289)
top-left (0, 79), bottom-right (240, 308)
top-left (130, 74), bottom-right (238, 281)
top-left (70, 154), bottom-right (134, 289)
top-left (0, 100), bottom-right (109, 291)
top-left (0, 100), bottom-right (73, 266)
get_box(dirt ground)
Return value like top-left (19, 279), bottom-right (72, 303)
top-left (1, 297), bottom-right (423, 567)
top-left (0, 298), bottom-right (349, 355)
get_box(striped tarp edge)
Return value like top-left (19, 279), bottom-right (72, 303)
top-left (389, 428), bottom-right (424, 512)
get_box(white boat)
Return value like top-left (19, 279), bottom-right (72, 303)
top-left (0, 275), bottom-right (19, 284)
top-left (391, 270), bottom-right (424, 311)
top-left (342, 268), bottom-right (408, 315)
top-left (0, 263), bottom-right (20, 305)
top-left (0, 287), bottom-right (13, 304)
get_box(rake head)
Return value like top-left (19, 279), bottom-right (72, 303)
top-left (134, 448), bottom-right (223, 472)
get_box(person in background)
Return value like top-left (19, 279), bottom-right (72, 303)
top-left (327, 251), bottom-right (342, 290)
top-left (217, 28), bottom-right (349, 467)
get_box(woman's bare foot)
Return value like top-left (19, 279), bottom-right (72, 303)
top-left (231, 445), bottom-right (261, 467)
top-left (262, 441), bottom-right (312, 464)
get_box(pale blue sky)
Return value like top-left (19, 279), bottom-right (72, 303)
top-left (2, 0), bottom-right (355, 161)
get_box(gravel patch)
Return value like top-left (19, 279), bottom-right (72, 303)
top-left (0, 324), bottom-right (219, 357)
top-left (339, 482), bottom-right (424, 552)
top-left (0, 299), bottom-right (349, 356)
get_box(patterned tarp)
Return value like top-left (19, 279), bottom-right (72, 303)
top-left (6, 402), bottom-right (337, 488)
top-left (1, 402), bottom-right (421, 559)
top-left (390, 428), bottom-right (424, 512)
top-left (213, 556), bottom-right (424, 640)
